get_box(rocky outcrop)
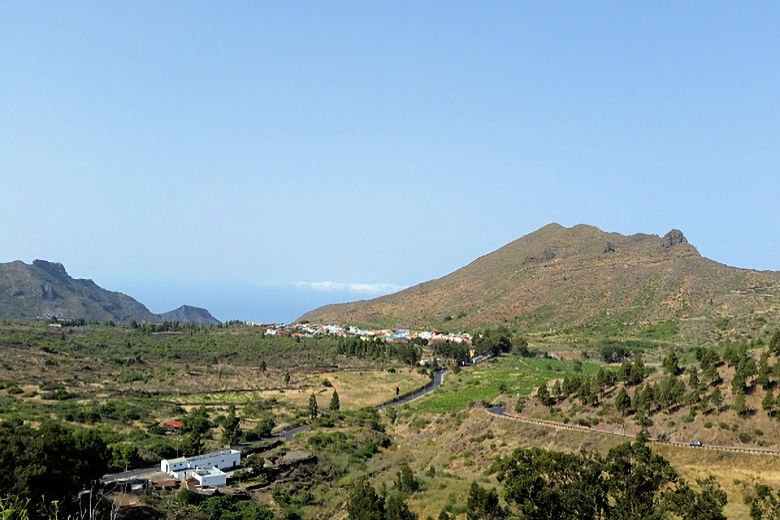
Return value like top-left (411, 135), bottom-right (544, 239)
top-left (0, 259), bottom-right (220, 323)
top-left (662, 229), bottom-right (687, 248)
top-left (299, 223), bottom-right (780, 343)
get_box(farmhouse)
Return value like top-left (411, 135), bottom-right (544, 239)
top-left (160, 449), bottom-right (240, 487)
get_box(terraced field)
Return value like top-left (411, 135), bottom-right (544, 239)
top-left (415, 354), bottom-right (600, 413)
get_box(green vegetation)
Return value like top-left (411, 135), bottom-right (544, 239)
top-left (496, 434), bottom-right (727, 519)
top-left (742, 482), bottom-right (780, 520)
top-left (1, 320), bottom-right (779, 519)
top-left (416, 355), bottom-right (600, 413)
top-left (0, 420), bottom-right (109, 517)
top-left (301, 224), bottom-right (780, 345)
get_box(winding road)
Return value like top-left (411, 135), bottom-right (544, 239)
top-left (103, 359), bottom-right (780, 484)
top-left (486, 406), bottom-right (780, 456)
top-left (101, 367), bottom-right (450, 484)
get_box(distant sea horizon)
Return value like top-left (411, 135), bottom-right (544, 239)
top-left (101, 279), bottom-right (399, 325)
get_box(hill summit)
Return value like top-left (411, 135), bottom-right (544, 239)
top-left (0, 259), bottom-right (219, 324)
top-left (299, 224), bottom-right (779, 342)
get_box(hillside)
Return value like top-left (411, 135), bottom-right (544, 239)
top-left (299, 224), bottom-right (780, 342)
top-left (521, 337), bottom-right (780, 450)
top-left (0, 259), bottom-right (219, 324)
top-left (160, 305), bottom-right (219, 324)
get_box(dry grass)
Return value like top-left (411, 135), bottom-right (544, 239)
top-left (375, 407), bottom-right (780, 519)
top-left (165, 368), bottom-right (429, 411)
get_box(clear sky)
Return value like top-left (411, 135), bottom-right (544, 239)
top-left (2, 2), bottom-right (778, 323)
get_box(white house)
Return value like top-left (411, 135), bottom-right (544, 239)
top-left (191, 467), bottom-right (227, 487)
top-left (160, 449), bottom-right (240, 487)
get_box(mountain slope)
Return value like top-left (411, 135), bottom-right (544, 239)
top-left (0, 260), bottom-right (219, 324)
top-left (299, 224), bottom-right (779, 341)
top-left (160, 305), bottom-right (220, 325)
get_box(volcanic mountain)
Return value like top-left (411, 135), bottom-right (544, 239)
top-left (0, 259), bottom-right (219, 324)
top-left (299, 224), bottom-right (779, 341)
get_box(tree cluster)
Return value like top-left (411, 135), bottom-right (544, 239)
top-left (0, 420), bottom-right (109, 516)
top-left (338, 337), bottom-right (421, 366)
top-left (472, 329), bottom-right (513, 357)
top-left (742, 482), bottom-right (780, 520)
top-left (347, 478), bottom-right (417, 520)
top-left (495, 435), bottom-right (727, 519)
top-left (537, 366), bottom-right (620, 408)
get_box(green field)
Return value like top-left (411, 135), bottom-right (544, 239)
top-left (415, 354), bottom-right (600, 413)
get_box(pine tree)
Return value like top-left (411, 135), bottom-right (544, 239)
top-left (633, 384), bottom-right (648, 414)
top-left (182, 432), bottom-right (203, 457)
top-left (309, 394), bottom-right (318, 419)
top-left (732, 391), bottom-right (748, 416)
top-left (615, 388), bottom-right (632, 416)
top-left (703, 364), bottom-right (720, 386)
top-left (466, 481), bottom-right (506, 520)
top-left (552, 380), bottom-right (563, 400)
top-left (386, 494), bottom-right (417, 520)
top-left (221, 404), bottom-right (241, 446)
top-left (687, 366), bottom-right (700, 390)
top-left (710, 387), bottom-right (723, 411)
top-left (329, 389), bottom-right (340, 411)
top-left (663, 352), bottom-right (680, 375)
top-left (394, 463), bottom-right (420, 494)
top-left (537, 383), bottom-right (551, 407)
top-left (769, 330), bottom-right (780, 355)
top-left (763, 389), bottom-right (775, 415)
top-left (757, 350), bottom-right (771, 389)
top-left (346, 480), bottom-right (384, 520)
top-left (629, 355), bottom-right (646, 385)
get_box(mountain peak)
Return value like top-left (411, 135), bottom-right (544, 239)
top-left (32, 259), bottom-right (69, 279)
top-left (662, 229), bottom-right (688, 248)
top-left (161, 305), bottom-right (220, 325)
top-left (299, 224), bottom-right (779, 342)
top-left (2, 260), bottom-right (219, 324)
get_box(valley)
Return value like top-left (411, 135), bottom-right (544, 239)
top-left (2, 319), bottom-right (780, 518)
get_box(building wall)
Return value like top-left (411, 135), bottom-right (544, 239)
top-left (161, 450), bottom-right (240, 477)
top-left (194, 471), bottom-right (227, 487)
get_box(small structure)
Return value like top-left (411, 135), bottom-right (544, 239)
top-left (191, 467), bottom-right (227, 487)
top-left (160, 449), bottom-right (240, 487)
top-left (162, 420), bottom-right (183, 430)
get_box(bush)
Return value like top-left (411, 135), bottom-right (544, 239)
top-left (719, 422), bottom-right (729, 430)
top-left (738, 432), bottom-right (753, 444)
top-left (243, 416), bottom-right (276, 442)
top-left (147, 424), bottom-right (166, 435)
top-left (704, 422), bottom-right (713, 429)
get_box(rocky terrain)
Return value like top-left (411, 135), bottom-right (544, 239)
top-left (0, 259), bottom-right (219, 324)
top-left (300, 223), bottom-right (779, 342)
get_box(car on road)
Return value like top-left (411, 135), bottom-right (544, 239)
top-left (689, 441), bottom-right (703, 447)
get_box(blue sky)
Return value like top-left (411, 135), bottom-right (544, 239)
top-left (2, 2), bottom-right (778, 322)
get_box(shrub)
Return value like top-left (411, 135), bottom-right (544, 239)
top-left (738, 432), bottom-right (753, 443)
top-left (243, 417), bottom-right (276, 441)
top-left (704, 422), bottom-right (713, 429)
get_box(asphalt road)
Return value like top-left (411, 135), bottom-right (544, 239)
top-left (486, 406), bottom-right (780, 456)
top-left (101, 366), bottom-right (452, 484)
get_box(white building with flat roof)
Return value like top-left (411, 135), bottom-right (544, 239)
top-left (191, 467), bottom-right (227, 487)
top-left (160, 449), bottom-right (240, 487)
